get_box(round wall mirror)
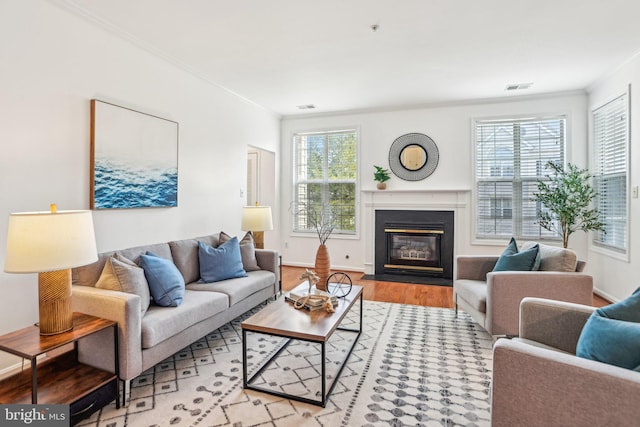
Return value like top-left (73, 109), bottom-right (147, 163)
top-left (400, 144), bottom-right (427, 171)
top-left (388, 133), bottom-right (439, 181)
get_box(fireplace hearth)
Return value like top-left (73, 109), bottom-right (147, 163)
top-left (374, 210), bottom-right (454, 285)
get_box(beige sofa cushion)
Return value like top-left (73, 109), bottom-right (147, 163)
top-left (521, 242), bottom-right (578, 272)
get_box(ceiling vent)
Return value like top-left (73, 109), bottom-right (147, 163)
top-left (296, 104), bottom-right (316, 110)
top-left (506, 82), bottom-right (533, 91)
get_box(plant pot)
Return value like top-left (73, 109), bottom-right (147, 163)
top-left (377, 182), bottom-right (387, 190)
top-left (314, 244), bottom-right (330, 291)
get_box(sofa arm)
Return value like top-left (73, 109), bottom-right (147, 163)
top-left (255, 249), bottom-right (279, 275)
top-left (486, 271), bottom-right (593, 336)
top-left (492, 338), bottom-right (640, 427)
top-left (519, 297), bottom-right (595, 353)
top-left (72, 286), bottom-right (143, 381)
top-left (455, 256), bottom-right (498, 280)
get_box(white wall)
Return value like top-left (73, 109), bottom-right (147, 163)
top-left (0, 0), bottom-right (279, 371)
top-left (280, 93), bottom-right (590, 273)
top-left (587, 54), bottom-right (640, 302)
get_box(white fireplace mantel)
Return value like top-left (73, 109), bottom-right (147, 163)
top-left (361, 189), bottom-right (472, 275)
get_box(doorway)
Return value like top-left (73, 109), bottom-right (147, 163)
top-left (246, 147), bottom-right (276, 247)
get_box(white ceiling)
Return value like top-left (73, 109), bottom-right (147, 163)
top-left (60, 0), bottom-right (640, 116)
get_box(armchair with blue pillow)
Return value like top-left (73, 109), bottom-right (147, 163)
top-left (492, 295), bottom-right (640, 426)
top-left (453, 238), bottom-right (593, 336)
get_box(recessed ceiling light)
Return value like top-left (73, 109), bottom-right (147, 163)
top-left (506, 82), bottom-right (533, 91)
top-left (297, 104), bottom-right (316, 110)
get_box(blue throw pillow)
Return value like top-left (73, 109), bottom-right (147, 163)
top-left (576, 288), bottom-right (640, 371)
top-left (493, 237), bottom-right (539, 272)
top-left (139, 252), bottom-right (185, 307)
top-left (198, 237), bottom-right (247, 283)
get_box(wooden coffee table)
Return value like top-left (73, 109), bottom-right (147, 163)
top-left (241, 282), bottom-right (363, 407)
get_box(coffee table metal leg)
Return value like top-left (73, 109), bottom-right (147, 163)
top-left (321, 342), bottom-right (327, 407)
top-left (242, 328), bottom-right (247, 388)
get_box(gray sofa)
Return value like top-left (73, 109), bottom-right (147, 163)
top-left (492, 298), bottom-right (640, 426)
top-left (70, 233), bottom-right (279, 390)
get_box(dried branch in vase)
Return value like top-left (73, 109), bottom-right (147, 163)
top-left (290, 201), bottom-right (336, 244)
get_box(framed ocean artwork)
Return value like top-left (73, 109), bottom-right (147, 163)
top-left (90, 100), bottom-right (179, 209)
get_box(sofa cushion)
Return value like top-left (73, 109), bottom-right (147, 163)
top-left (198, 238), bottom-right (247, 282)
top-left (140, 252), bottom-right (185, 307)
top-left (118, 243), bottom-right (173, 265)
top-left (95, 254), bottom-right (151, 315)
top-left (521, 242), bottom-right (578, 272)
top-left (188, 270), bottom-right (275, 306)
top-left (169, 235), bottom-right (219, 284)
top-left (141, 289), bottom-right (229, 348)
top-left (493, 238), bottom-right (539, 272)
top-left (454, 279), bottom-right (487, 313)
top-left (219, 231), bottom-right (261, 272)
top-left (576, 288), bottom-right (640, 371)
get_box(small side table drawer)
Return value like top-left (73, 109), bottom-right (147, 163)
top-left (71, 379), bottom-right (118, 425)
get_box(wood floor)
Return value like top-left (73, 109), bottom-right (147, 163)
top-left (280, 265), bottom-right (610, 308)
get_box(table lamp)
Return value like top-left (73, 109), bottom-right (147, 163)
top-left (241, 205), bottom-right (273, 249)
top-left (4, 205), bottom-right (98, 335)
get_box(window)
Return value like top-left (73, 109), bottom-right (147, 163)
top-left (293, 129), bottom-right (357, 235)
top-left (592, 93), bottom-right (628, 254)
top-left (475, 117), bottom-right (566, 240)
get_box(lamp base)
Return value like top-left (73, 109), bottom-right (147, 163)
top-left (38, 269), bottom-right (73, 335)
top-left (253, 231), bottom-right (265, 249)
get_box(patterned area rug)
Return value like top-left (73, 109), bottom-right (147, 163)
top-left (77, 301), bottom-right (493, 427)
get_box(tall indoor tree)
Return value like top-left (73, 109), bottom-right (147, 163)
top-left (533, 161), bottom-right (605, 248)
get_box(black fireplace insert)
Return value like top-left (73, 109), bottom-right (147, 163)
top-left (375, 210), bottom-right (454, 284)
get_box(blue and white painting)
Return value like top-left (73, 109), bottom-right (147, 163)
top-left (91, 100), bottom-right (178, 209)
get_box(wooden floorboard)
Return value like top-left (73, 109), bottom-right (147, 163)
top-left (281, 265), bottom-right (610, 308)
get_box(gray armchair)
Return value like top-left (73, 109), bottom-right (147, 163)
top-left (453, 253), bottom-right (593, 336)
top-left (492, 298), bottom-right (640, 426)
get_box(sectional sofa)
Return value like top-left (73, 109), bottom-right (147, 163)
top-left (70, 233), bottom-right (279, 395)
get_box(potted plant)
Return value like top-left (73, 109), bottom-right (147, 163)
top-left (532, 161), bottom-right (605, 248)
top-left (374, 165), bottom-right (391, 190)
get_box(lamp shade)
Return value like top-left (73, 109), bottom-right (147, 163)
top-left (5, 210), bottom-right (98, 273)
top-left (241, 206), bottom-right (273, 232)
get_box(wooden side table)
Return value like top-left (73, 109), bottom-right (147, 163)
top-left (0, 312), bottom-right (119, 424)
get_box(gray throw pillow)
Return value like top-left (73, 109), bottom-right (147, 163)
top-left (96, 253), bottom-right (151, 315)
top-left (521, 242), bottom-right (577, 272)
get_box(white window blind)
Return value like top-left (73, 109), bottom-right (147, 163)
top-left (592, 94), bottom-right (628, 253)
top-left (293, 129), bottom-right (357, 235)
top-left (475, 117), bottom-right (566, 240)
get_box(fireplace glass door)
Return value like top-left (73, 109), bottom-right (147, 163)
top-left (385, 229), bottom-right (443, 272)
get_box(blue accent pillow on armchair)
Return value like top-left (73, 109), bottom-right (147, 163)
top-left (198, 237), bottom-right (247, 283)
top-left (139, 252), bottom-right (185, 307)
top-left (577, 287), bottom-right (640, 371)
top-left (493, 237), bottom-right (539, 272)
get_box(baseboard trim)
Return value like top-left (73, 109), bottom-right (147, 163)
top-left (593, 288), bottom-right (618, 303)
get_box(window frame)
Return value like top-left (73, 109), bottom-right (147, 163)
top-left (589, 89), bottom-right (630, 260)
top-left (472, 114), bottom-right (568, 244)
top-left (291, 127), bottom-right (360, 240)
